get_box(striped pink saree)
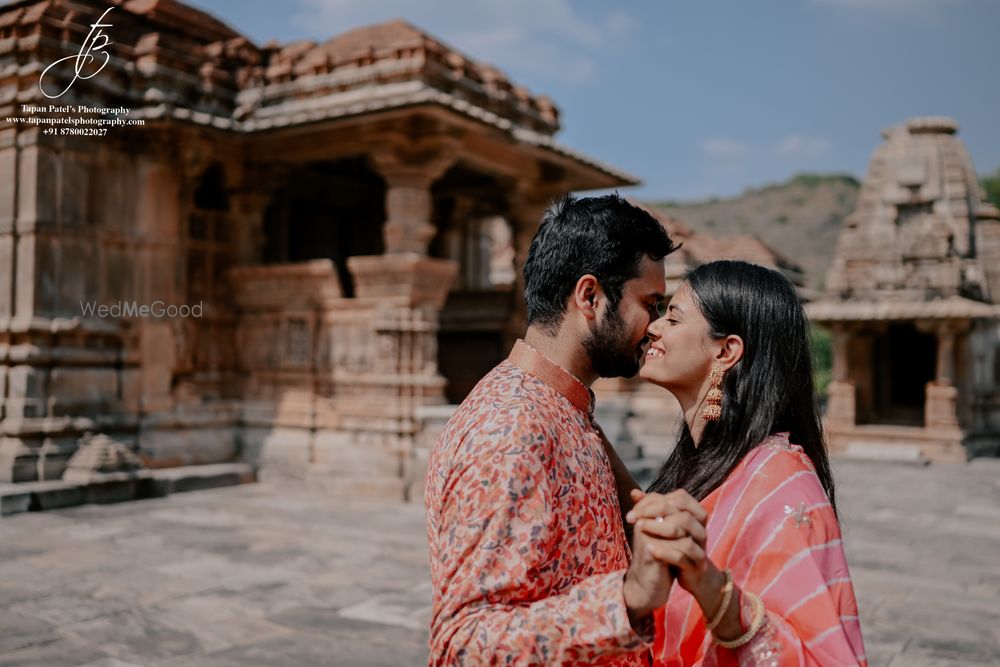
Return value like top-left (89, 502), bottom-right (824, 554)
top-left (652, 433), bottom-right (867, 666)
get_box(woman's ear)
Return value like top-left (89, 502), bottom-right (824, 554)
top-left (716, 334), bottom-right (744, 372)
top-left (571, 274), bottom-right (602, 321)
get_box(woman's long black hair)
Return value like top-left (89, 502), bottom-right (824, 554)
top-left (646, 260), bottom-right (836, 513)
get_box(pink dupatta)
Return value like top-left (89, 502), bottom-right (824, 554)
top-left (653, 433), bottom-right (867, 666)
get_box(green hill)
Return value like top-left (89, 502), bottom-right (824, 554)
top-left (648, 173), bottom-right (861, 290)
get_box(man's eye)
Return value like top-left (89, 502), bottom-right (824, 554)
top-left (653, 302), bottom-right (667, 317)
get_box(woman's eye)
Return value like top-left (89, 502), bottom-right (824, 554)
top-left (667, 318), bottom-right (679, 326)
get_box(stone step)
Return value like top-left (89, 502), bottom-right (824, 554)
top-left (841, 442), bottom-right (930, 465)
top-left (0, 463), bottom-right (256, 517)
top-left (0, 483), bottom-right (32, 516)
top-left (146, 462), bottom-right (257, 495)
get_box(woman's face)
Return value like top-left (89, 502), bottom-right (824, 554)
top-left (639, 283), bottom-right (717, 395)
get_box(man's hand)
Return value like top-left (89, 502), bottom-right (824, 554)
top-left (621, 489), bottom-right (706, 623)
top-left (628, 489), bottom-right (744, 641)
top-left (622, 521), bottom-right (675, 628)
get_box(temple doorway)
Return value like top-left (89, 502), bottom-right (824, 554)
top-left (868, 323), bottom-right (937, 426)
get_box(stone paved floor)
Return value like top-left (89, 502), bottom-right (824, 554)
top-left (0, 458), bottom-right (998, 667)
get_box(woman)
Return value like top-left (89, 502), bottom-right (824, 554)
top-left (627, 260), bottom-right (866, 666)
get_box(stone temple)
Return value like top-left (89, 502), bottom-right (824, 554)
top-left (0, 0), bottom-right (639, 503)
top-left (808, 117), bottom-right (1000, 461)
top-left (3, 3), bottom-right (996, 516)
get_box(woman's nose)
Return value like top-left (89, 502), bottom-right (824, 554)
top-left (646, 316), bottom-right (664, 340)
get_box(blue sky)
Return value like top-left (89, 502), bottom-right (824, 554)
top-left (195, 0), bottom-right (1000, 201)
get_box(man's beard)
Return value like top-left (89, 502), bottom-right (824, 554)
top-left (583, 305), bottom-right (644, 378)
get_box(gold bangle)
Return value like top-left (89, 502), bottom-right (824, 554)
top-left (715, 591), bottom-right (766, 650)
top-left (704, 568), bottom-right (734, 632)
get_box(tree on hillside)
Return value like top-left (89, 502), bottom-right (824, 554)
top-left (982, 167), bottom-right (1000, 209)
top-left (811, 324), bottom-right (832, 401)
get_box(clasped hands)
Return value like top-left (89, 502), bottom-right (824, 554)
top-left (622, 489), bottom-right (733, 634)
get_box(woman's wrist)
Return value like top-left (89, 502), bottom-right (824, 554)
top-left (695, 563), bottom-right (728, 613)
top-left (695, 564), bottom-right (745, 641)
top-left (704, 568), bottom-right (734, 632)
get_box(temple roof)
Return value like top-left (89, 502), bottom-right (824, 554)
top-left (314, 18), bottom-right (554, 126)
top-left (821, 116), bottom-right (1000, 306)
top-left (254, 18), bottom-right (560, 134)
top-left (320, 19), bottom-right (433, 60)
top-left (1, 0), bottom-right (635, 187)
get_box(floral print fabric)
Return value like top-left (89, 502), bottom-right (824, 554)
top-left (425, 340), bottom-right (652, 666)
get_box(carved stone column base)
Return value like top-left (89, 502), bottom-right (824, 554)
top-left (826, 381), bottom-right (856, 430)
top-left (348, 255), bottom-right (458, 308)
top-left (0, 437), bottom-right (37, 482)
top-left (925, 382), bottom-right (959, 430)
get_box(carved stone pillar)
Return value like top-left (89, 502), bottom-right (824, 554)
top-left (826, 325), bottom-right (856, 430)
top-left (832, 327), bottom-right (850, 383)
top-left (229, 191), bottom-right (274, 267)
top-left (934, 325), bottom-right (956, 386)
top-left (926, 323), bottom-right (960, 430)
top-left (346, 254), bottom-right (457, 501)
top-left (344, 138), bottom-right (461, 501)
top-left (352, 141), bottom-right (460, 391)
top-left (370, 141), bottom-right (458, 256)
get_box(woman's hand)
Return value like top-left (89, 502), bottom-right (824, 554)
top-left (626, 490), bottom-right (714, 596)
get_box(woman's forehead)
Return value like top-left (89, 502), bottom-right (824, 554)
top-left (669, 284), bottom-right (693, 306)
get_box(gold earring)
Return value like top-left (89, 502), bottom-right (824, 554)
top-left (703, 365), bottom-right (724, 421)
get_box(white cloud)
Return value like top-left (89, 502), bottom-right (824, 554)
top-left (606, 11), bottom-right (638, 38)
top-left (701, 139), bottom-right (750, 159)
top-left (775, 135), bottom-right (831, 159)
top-left (290, 0), bottom-right (634, 86)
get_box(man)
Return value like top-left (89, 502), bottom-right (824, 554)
top-left (426, 194), bottom-right (702, 665)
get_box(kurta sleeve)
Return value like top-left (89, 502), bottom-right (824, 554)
top-left (711, 453), bottom-right (867, 667)
top-left (428, 419), bottom-right (652, 666)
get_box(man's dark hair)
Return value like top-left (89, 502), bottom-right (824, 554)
top-left (523, 193), bottom-right (676, 333)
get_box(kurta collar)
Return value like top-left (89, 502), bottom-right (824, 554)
top-left (508, 339), bottom-right (594, 417)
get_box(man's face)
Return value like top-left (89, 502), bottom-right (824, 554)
top-left (584, 256), bottom-right (666, 378)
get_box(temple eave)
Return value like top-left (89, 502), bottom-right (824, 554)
top-left (135, 94), bottom-right (636, 190)
top-left (807, 297), bottom-right (1000, 323)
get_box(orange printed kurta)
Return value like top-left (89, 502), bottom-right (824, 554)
top-left (653, 434), bottom-right (867, 666)
top-left (425, 340), bottom-right (652, 666)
